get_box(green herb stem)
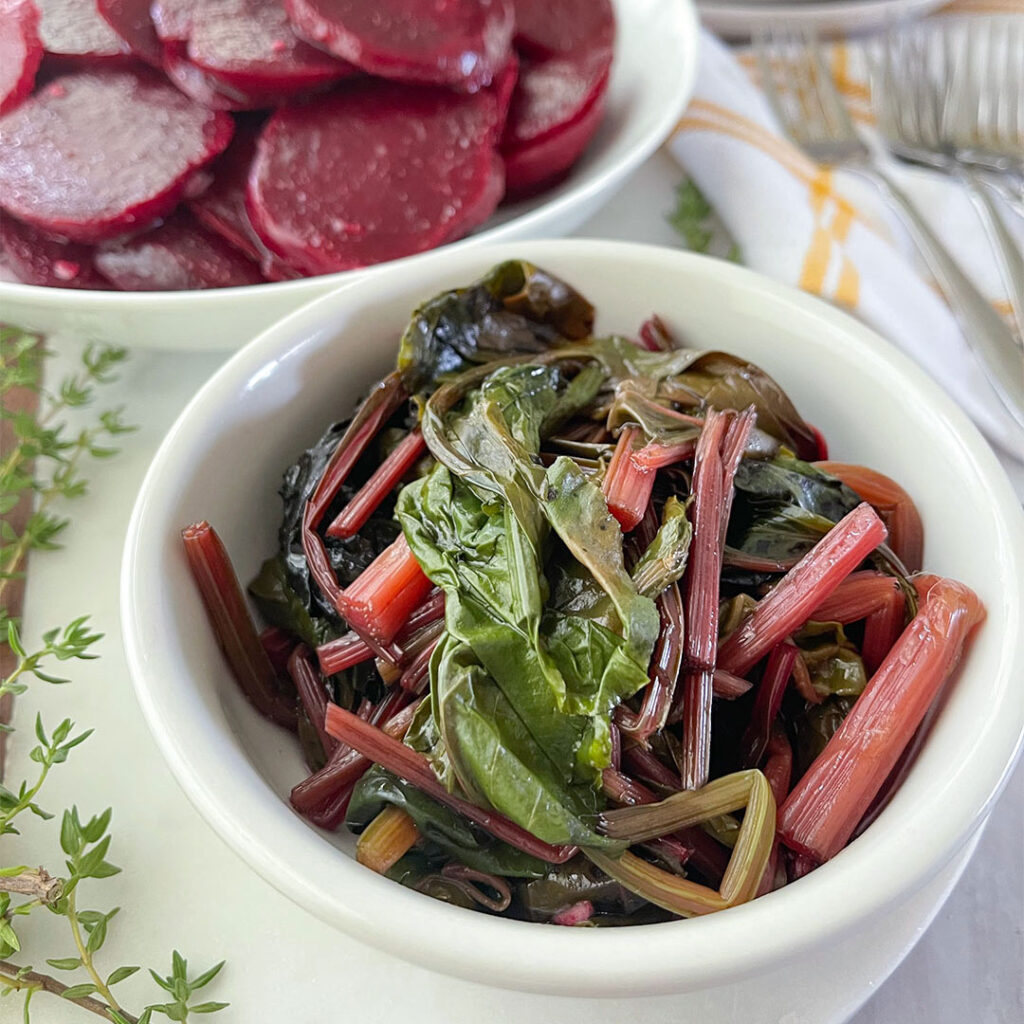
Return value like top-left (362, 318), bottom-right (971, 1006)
top-left (0, 960), bottom-right (135, 1022)
top-left (0, 759), bottom-right (52, 836)
top-left (65, 890), bottom-right (125, 1015)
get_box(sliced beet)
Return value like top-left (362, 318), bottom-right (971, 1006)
top-left (500, 43), bottom-right (611, 196)
top-left (0, 0), bottom-right (42, 115)
top-left (151, 0), bottom-right (354, 99)
top-left (96, 0), bottom-right (164, 66)
top-left (161, 42), bottom-right (291, 109)
top-left (511, 0), bottom-right (614, 59)
top-left (0, 68), bottom-right (234, 242)
top-left (94, 210), bottom-right (264, 289)
top-left (35, 0), bottom-right (127, 61)
top-left (0, 214), bottom-right (110, 288)
top-left (490, 54), bottom-right (518, 134)
top-left (247, 80), bottom-right (505, 274)
top-left (502, 74), bottom-right (606, 196)
top-left (189, 121), bottom-right (299, 278)
top-left (282, 0), bottom-right (513, 92)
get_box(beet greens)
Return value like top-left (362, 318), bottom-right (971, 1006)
top-left (183, 260), bottom-right (984, 926)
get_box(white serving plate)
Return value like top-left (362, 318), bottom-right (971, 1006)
top-left (698, 0), bottom-right (952, 39)
top-left (122, 239), bottom-right (1024, 999)
top-left (0, 0), bottom-right (697, 352)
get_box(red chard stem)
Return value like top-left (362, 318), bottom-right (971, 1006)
top-left (288, 645), bottom-right (337, 758)
top-left (326, 428), bottom-right (426, 539)
top-left (739, 641), bottom-right (798, 768)
top-left (679, 409), bottom-right (729, 789)
top-left (182, 521), bottom-right (297, 730)
top-left (718, 503), bottom-right (888, 678)
top-left (325, 704), bottom-right (577, 863)
top-left (778, 575), bottom-right (984, 862)
top-left (602, 425), bottom-right (655, 532)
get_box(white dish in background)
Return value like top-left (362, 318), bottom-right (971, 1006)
top-left (122, 239), bottom-right (1024, 1001)
top-left (0, 0), bottom-right (697, 352)
top-left (698, 0), bottom-right (952, 39)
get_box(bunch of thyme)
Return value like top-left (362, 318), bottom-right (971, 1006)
top-left (0, 329), bottom-right (228, 1022)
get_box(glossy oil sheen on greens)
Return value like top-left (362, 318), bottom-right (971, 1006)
top-left (397, 363), bottom-right (656, 850)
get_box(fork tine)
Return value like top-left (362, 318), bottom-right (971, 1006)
top-left (790, 25), bottom-right (835, 138)
top-left (940, 19), bottom-right (965, 145)
top-left (971, 18), bottom-right (996, 151)
top-left (1000, 17), bottom-right (1022, 153)
top-left (806, 26), bottom-right (855, 141)
top-left (913, 24), bottom-right (942, 149)
top-left (753, 29), bottom-right (790, 135)
top-left (878, 25), bottom-right (912, 148)
top-left (769, 25), bottom-right (812, 139)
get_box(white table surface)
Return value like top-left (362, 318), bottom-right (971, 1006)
top-left (6, 149), bottom-right (1023, 1024)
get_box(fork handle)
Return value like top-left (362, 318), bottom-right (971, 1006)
top-left (867, 165), bottom-right (1024, 430)
top-left (961, 169), bottom-right (1024, 348)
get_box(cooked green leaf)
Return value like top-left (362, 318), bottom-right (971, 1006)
top-left (346, 766), bottom-right (549, 878)
top-left (397, 260), bottom-right (594, 394)
top-left (397, 363), bottom-right (656, 848)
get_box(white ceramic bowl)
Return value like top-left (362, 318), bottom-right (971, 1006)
top-left (697, 0), bottom-right (951, 40)
top-left (0, 0), bottom-right (697, 352)
top-left (121, 240), bottom-right (1024, 999)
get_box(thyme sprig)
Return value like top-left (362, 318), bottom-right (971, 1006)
top-left (0, 331), bottom-right (228, 1021)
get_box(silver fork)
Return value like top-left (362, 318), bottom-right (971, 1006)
top-left (754, 24), bottom-right (1024, 430)
top-left (873, 18), bottom-right (1024, 347)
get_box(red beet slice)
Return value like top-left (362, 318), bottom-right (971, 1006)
top-left (500, 44), bottom-right (611, 196)
top-left (189, 122), bottom-right (299, 278)
top-left (0, 214), bottom-right (110, 288)
top-left (96, 1), bottom-right (262, 105)
top-left (96, 0), bottom-right (164, 66)
top-left (491, 54), bottom-right (518, 133)
top-left (0, 68), bottom-right (234, 242)
top-left (282, 0), bottom-right (513, 92)
top-left (35, 0), bottom-right (126, 61)
top-left (161, 41), bottom-right (301, 109)
top-left (151, 0), bottom-right (354, 98)
top-left (248, 80), bottom-right (504, 275)
top-left (0, 0), bottom-right (42, 114)
top-left (511, 0), bottom-right (614, 58)
top-left (94, 210), bottom-right (264, 289)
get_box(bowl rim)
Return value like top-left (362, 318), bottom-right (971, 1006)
top-left (0, 0), bottom-right (699, 311)
top-left (121, 239), bottom-right (1024, 996)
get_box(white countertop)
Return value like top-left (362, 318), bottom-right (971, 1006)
top-left (6, 150), bottom-right (1022, 1024)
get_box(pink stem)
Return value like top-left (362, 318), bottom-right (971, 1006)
top-left (779, 575), bottom-right (984, 862)
top-left (711, 668), bottom-right (753, 699)
top-left (717, 406), bottom-right (755, 550)
top-left (810, 571), bottom-right (902, 624)
top-left (338, 534), bottom-right (433, 651)
top-left (325, 704), bottom-right (577, 864)
top-left (301, 374), bottom-right (408, 650)
top-left (718, 503), bottom-right (888, 678)
top-left (326, 428), bottom-right (426, 539)
top-left (621, 745), bottom-right (681, 791)
top-left (288, 645), bottom-right (337, 757)
top-left (861, 588), bottom-right (906, 674)
top-left (739, 641), bottom-right (798, 768)
top-left (637, 314), bottom-right (674, 352)
top-left (679, 410), bottom-right (729, 789)
top-left (399, 634), bottom-right (441, 693)
top-left (616, 582), bottom-right (684, 743)
top-left (259, 626), bottom-right (295, 679)
top-left (316, 588), bottom-right (444, 676)
top-left (601, 768), bottom-right (729, 884)
top-left (632, 438), bottom-right (697, 471)
top-left (182, 521), bottom-right (296, 729)
top-left (602, 425), bottom-right (654, 532)
top-left (290, 693), bottom-right (413, 814)
top-left (551, 900), bottom-right (595, 926)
